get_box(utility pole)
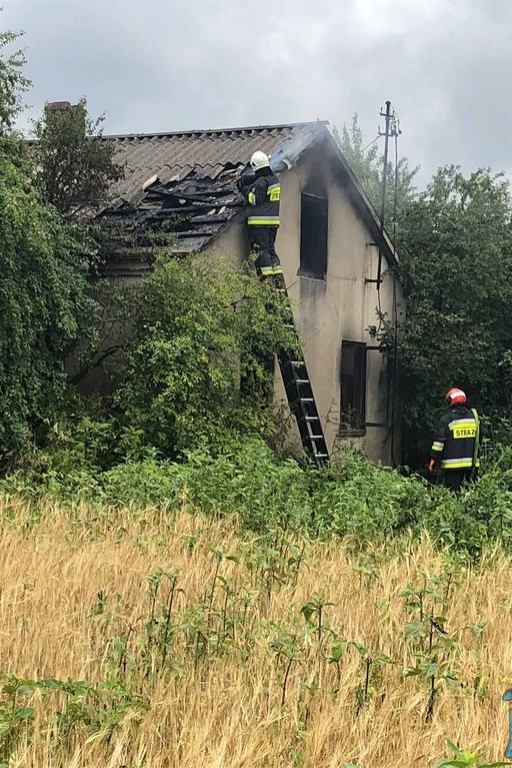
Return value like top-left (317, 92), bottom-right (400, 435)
top-left (376, 100), bottom-right (400, 288)
top-left (379, 100), bottom-right (392, 234)
top-left (375, 100), bottom-right (401, 468)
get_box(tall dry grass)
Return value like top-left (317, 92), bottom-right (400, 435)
top-left (0, 495), bottom-right (511, 767)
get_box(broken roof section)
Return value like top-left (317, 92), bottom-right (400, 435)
top-left (98, 120), bottom-right (397, 268)
top-left (98, 122), bottom-right (327, 261)
top-left (99, 167), bottom-right (244, 255)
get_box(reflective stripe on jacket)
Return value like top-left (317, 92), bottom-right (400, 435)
top-left (245, 172), bottom-right (280, 227)
top-left (430, 405), bottom-right (480, 470)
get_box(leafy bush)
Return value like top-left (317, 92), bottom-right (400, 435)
top-left (3, 435), bottom-right (512, 557)
top-left (110, 253), bottom-right (299, 460)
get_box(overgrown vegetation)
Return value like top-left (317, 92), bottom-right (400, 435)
top-left (3, 433), bottom-right (512, 560)
top-left (395, 167), bottom-right (512, 466)
top-left (0, 28), bottom-right (30, 134)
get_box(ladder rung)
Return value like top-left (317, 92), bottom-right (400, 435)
top-left (301, 397), bottom-right (314, 403)
top-left (295, 379), bottom-right (310, 385)
top-left (305, 416), bottom-right (319, 421)
top-left (314, 453), bottom-right (329, 459)
top-left (310, 435), bottom-right (324, 440)
top-left (291, 360), bottom-right (305, 366)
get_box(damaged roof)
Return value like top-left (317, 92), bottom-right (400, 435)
top-left (98, 122), bottom-right (328, 265)
top-left (99, 166), bottom-right (244, 256)
top-left (98, 120), bottom-right (397, 271)
top-left (107, 122), bottom-right (327, 206)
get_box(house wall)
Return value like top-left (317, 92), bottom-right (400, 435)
top-left (210, 139), bottom-right (405, 465)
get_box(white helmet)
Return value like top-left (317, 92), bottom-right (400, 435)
top-left (250, 150), bottom-right (270, 171)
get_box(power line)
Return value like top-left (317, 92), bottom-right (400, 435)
top-left (362, 134), bottom-right (380, 153)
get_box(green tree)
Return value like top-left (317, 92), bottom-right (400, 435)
top-left (0, 23), bottom-right (99, 462)
top-left (0, 138), bottom-right (97, 460)
top-left (386, 166), bottom-right (512, 466)
top-left (31, 97), bottom-right (123, 218)
top-left (0, 28), bottom-right (30, 134)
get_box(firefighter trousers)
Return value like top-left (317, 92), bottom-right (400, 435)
top-left (443, 469), bottom-right (476, 494)
top-left (248, 226), bottom-right (282, 279)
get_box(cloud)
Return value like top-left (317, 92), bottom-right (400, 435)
top-left (2, 0), bottom-right (511, 185)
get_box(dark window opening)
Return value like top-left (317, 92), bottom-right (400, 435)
top-left (340, 341), bottom-right (367, 432)
top-left (299, 193), bottom-right (328, 279)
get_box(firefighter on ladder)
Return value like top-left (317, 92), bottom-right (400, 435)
top-left (238, 150), bottom-right (283, 283)
top-left (429, 387), bottom-right (481, 493)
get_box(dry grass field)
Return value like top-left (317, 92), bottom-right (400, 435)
top-left (0, 495), bottom-right (511, 767)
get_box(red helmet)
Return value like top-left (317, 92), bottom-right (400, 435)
top-left (445, 388), bottom-right (466, 406)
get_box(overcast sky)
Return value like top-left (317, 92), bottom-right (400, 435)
top-left (2, 0), bottom-right (510, 188)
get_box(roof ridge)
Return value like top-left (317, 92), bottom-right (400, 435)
top-left (105, 120), bottom-right (329, 141)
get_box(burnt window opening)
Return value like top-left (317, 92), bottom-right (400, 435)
top-left (340, 341), bottom-right (367, 432)
top-left (299, 193), bottom-right (328, 279)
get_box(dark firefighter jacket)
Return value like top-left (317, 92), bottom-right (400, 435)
top-left (430, 404), bottom-right (480, 471)
top-left (243, 170), bottom-right (280, 227)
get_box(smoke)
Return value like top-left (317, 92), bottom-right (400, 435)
top-left (270, 122), bottom-right (326, 173)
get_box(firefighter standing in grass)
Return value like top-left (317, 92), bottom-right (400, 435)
top-left (239, 151), bottom-right (283, 281)
top-left (429, 388), bottom-right (481, 493)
